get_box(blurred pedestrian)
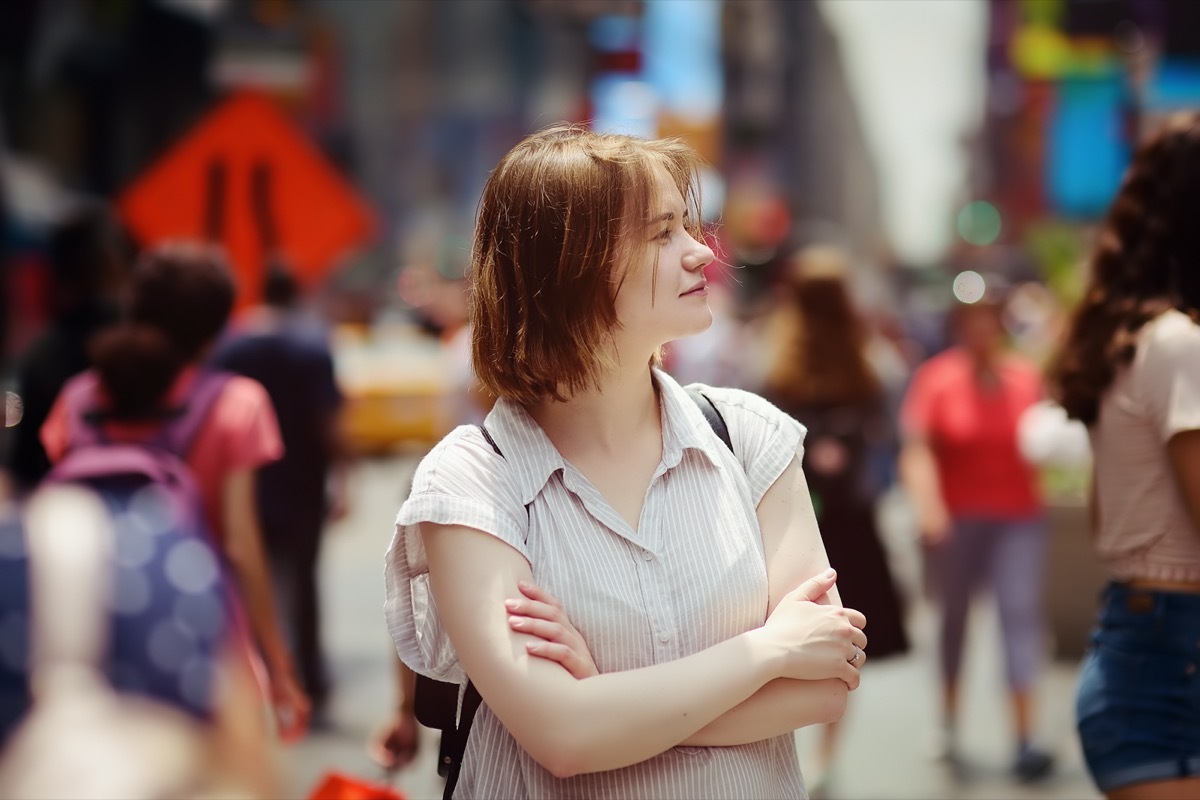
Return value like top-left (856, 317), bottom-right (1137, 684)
top-left (8, 204), bottom-right (123, 492)
top-left (38, 241), bottom-right (310, 742)
top-left (0, 482), bottom-right (279, 798)
top-left (213, 262), bottom-right (347, 719)
top-left (899, 280), bottom-right (1054, 780)
top-left (758, 245), bottom-right (909, 795)
top-left (371, 235), bottom-right (494, 773)
top-left (1048, 112), bottom-right (1200, 800)
top-left (385, 124), bottom-right (867, 799)
top-left (0, 248), bottom-right (276, 795)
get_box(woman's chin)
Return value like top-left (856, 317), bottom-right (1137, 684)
top-left (664, 311), bottom-right (715, 343)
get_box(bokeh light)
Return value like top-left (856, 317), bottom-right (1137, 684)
top-left (4, 392), bottom-right (22, 428)
top-left (952, 270), bottom-right (987, 304)
top-left (956, 200), bottom-right (1002, 246)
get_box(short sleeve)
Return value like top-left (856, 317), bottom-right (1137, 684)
top-left (210, 377), bottom-right (284, 471)
top-left (38, 391), bottom-right (69, 463)
top-left (384, 427), bottom-right (528, 682)
top-left (700, 387), bottom-right (806, 507)
top-left (1139, 314), bottom-right (1200, 442)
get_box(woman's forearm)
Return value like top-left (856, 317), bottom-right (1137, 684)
top-left (222, 471), bottom-right (294, 676)
top-left (680, 678), bottom-right (847, 747)
top-left (423, 523), bottom-right (855, 778)
top-left (899, 439), bottom-right (947, 520)
top-left (484, 625), bottom-right (782, 778)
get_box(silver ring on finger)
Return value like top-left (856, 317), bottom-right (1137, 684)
top-left (849, 645), bottom-right (862, 666)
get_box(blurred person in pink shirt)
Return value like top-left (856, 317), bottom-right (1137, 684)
top-left (39, 241), bottom-right (311, 743)
top-left (899, 284), bottom-right (1053, 781)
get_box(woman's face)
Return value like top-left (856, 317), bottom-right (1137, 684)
top-left (612, 165), bottom-right (715, 349)
top-left (955, 302), bottom-right (1005, 357)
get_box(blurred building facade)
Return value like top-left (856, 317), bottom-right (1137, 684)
top-left (2, 0), bottom-right (883, 342)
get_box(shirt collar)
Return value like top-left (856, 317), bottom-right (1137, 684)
top-left (653, 368), bottom-right (727, 471)
top-left (481, 369), bottom-right (726, 506)
top-left (481, 399), bottom-right (568, 507)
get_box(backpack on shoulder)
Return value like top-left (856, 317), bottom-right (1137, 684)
top-left (44, 369), bottom-right (231, 538)
top-left (414, 387), bottom-right (731, 799)
top-left (0, 485), bottom-right (254, 799)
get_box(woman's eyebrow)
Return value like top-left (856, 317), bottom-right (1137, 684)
top-left (645, 209), bottom-right (688, 226)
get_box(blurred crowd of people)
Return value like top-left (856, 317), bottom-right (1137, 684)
top-left (1, 91), bottom-right (1199, 800)
top-left (0, 170), bottom-right (1106, 800)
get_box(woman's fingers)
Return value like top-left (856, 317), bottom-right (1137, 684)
top-left (518, 580), bottom-right (564, 610)
top-left (505, 597), bottom-right (564, 624)
top-left (525, 640), bottom-right (593, 679)
top-left (508, 615), bottom-right (570, 643)
top-left (845, 608), bottom-right (867, 630)
top-left (788, 567), bottom-right (837, 603)
top-left (840, 661), bottom-right (861, 691)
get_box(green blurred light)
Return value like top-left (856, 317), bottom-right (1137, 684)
top-left (957, 201), bottom-right (1002, 246)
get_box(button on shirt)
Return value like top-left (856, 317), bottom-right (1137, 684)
top-left (385, 369), bottom-right (807, 799)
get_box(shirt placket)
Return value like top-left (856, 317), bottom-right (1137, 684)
top-left (637, 469), bottom-right (678, 663)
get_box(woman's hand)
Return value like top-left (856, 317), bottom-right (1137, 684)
top-left (268, 666), bottom-right (312, 743)
top-left (760, 568), bottom-right (868, 688)
top-left (505, 581), bottom-right (599, 679)
top-left (367, 709), bottom-right (420, 772)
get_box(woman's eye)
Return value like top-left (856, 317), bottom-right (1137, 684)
top-left (656, 228), bottom-right (672, 242)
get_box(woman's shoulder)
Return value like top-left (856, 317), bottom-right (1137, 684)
top-left (690, 384), bottom-right (803, 436)
top-left (1137, 310), bottom-right (1200, 371)
top-left (1144, 308), bottom-right (1200, 347)
top-left (682, 383), bottom-right (806, 503)
top-left (408, 424), bottom-right (514, 496)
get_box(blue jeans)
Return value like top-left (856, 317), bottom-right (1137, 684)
top-left (1076, 582), bottom-right (1200, 793)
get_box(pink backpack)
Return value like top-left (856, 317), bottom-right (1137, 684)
top-left (45, 369), bottom-right (232, 538)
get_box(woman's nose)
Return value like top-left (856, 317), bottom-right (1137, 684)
top-left (684, 237), bottom-right (715, 271)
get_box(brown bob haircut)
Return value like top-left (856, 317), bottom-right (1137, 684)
top-left (470, 123), bottom-right (704, 405)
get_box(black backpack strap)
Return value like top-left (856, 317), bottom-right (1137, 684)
top-left (441, 681), bottom-right (482, 800)
top-left (478, 424), bottom-right (502, 457)
top-left (685, 386), bottom-right (732, 452)
top-left (433, 426), bottom-right (499, 799)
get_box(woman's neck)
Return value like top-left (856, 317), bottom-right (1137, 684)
top-left (966, 346), bottom-right (1003, 386)
top-left (527, 360), bottom-right (661, 459)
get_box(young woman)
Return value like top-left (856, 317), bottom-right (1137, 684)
top-left (385, 125), bottom-right (868, 798)
top-left (1048, 112), bottom-right (1200, 800)
top-left (39, 241), bottom-right (310, 743)
top-left (758, 246), bottom-right (909, 792)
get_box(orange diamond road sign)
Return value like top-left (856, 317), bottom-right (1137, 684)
top-left (118, 91), bottom-right (375, 306)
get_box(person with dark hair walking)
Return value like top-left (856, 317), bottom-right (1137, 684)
top-left (213, 261), bottom-right (347, 717)
top-left (758, 245), bottom-right (909, 794)
top-left (1049, 112), bottom-right (1200, 800)
top-left (8, 204), bottom-right (123, 491)
top-left (39, 241), bottom-right (310, 742)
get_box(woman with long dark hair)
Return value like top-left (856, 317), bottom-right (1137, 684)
top-left (1048, 113), bottom-right (1200, 800)
top-left (759, 246), bottom-right (909, 793)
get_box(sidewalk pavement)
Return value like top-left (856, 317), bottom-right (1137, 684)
top-left (277, 456), bottom-right (1101, 800)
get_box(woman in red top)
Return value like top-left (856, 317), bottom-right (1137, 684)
top-left (40, 241), bottom-right (310, 742)
top-left (900, 287), bottom-right (1053, 781)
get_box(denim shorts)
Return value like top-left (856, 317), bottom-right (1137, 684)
top-left (1076, 582), bottom-right (1200, 793)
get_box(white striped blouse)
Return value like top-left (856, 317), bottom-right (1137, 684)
top-left (385, 368), bottom-right (809, 799)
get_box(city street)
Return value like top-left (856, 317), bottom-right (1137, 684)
top-left (278, 454), bottom-right (1101, 800)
